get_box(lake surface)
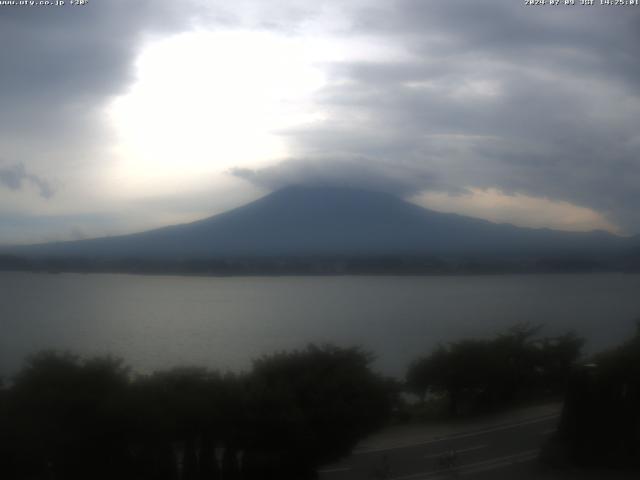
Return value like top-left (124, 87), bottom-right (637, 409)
top-left (1, 272), bottom-right (640, 379)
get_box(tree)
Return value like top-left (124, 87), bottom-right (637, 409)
top-left (129, 367), bottom-right (238, 480)
top-left (244, 344), bottom-right (395, 479)
top-left (556, 321), bottom-right (640, 468)
top-left (6, 351), bottom-right (132, 480)
top-left (1, 344), bottom-right (396, 480)
top-left (406, 324), bottom-right (584, 416)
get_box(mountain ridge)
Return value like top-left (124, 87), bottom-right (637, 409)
top-left (2, 186), bottom-right (636, 265)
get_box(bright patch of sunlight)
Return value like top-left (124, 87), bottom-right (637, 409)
top-left (411, 188), bottom-right (621, 234)
top-left (107, 30), bottom-right (327, 194)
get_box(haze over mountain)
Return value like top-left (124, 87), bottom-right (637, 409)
top-left (3, 186), bottom-right (635, 264)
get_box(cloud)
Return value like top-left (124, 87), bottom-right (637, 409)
top-left (242, 0), bottom-right (640, 234)
top-left (4, 0), bottom-right (640, 241)
top-left (0, 1), bottom-right (206, 194)
top-left (0, 0), bottom-right (218, 243)
top-left (0, 163), bottom-right (54, 199)
top-left (230, 155), bottom-right (452, 197)
top-left (412, 188), bottom-right (621, 234)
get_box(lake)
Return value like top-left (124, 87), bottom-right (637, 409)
top-left (1, 272), bottom-right (639, 379)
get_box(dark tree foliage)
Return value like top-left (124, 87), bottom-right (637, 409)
top-left (243, 345), bottom-right (394, 479)
top-left (126, 367), bottom-right (238, 480)
top-left (406, 324), bottom-right (584, 416)
top-left (2, 351), bottom-right (132, 479)
top-left (556, 322), bottom-right (640, 468)
top-left (0, 346), bottom-right (394, 480)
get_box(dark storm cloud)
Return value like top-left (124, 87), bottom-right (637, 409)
top-left (0, 1), bottom-right (204, 101)
top-left (231, 155), bottom-right (449, 197)
top-left (0, 163), bottom-right (53, 199)
top-left (0, 0), bottom-right (205, 163)
top-left (244, 1), bottom-right (640, 233)
top-left (4, 0), bottom-right (640, 239)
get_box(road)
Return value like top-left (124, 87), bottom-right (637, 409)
top-left (318, 413), bottom-right (562, 480)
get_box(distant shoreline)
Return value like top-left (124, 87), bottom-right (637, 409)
top-left (1, 254), bottom-right (639, 277)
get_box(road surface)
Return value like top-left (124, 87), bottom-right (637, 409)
top-left (318, 402), bottom-right (639, 480)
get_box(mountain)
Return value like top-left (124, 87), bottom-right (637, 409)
top-left (4, 186), bottom-right (635, 265)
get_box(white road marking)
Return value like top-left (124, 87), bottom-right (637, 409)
top-left (318, 466), bottom-right (351, 474)
top-left (354, 414), bottom-right (559, 455)
top-left (459, 449), bottom-right (539, 476)
top-left (390, 449), bottom-right (539, 480)
top-left (423, 444), bottom-right (487, 459)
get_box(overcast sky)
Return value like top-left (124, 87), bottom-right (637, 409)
top-left (1, 0), bottom-right (639, 245)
